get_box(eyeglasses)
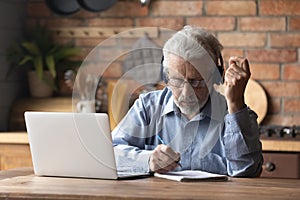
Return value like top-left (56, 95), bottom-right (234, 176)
top-left (167, 77), bottom-right (207, 88)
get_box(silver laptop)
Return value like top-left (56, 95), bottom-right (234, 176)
top-left (24, 111), bottom-right (149, 180)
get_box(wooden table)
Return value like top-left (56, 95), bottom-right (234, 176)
top-left (0, 168), bottom-right (299, 200)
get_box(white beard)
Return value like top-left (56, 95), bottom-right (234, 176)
top-left (174, 92), bottom-right (209, 119)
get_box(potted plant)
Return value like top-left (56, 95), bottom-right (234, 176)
top-left (6, 23), bottom-right (82, 97)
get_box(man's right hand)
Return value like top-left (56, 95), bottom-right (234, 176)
top-left (149, 144), bottom-right (181, 173)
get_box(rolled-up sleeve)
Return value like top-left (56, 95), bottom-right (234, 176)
top-left (112, 96), bottom-right (154, 173)
top-left (223, 107), bottom-right (263, 177)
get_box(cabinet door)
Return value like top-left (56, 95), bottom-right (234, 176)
top-left (0, 144), bottom-right (32, 170)
top-left (261, 153), bottom-right (300, 179)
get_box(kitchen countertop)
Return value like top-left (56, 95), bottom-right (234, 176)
top-left (0, 132), bottom-right (28, 144)
top-left (1, 132), bottom-right (300, 152)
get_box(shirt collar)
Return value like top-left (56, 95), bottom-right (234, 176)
top-left (162, 93), bottom-right (176, 116)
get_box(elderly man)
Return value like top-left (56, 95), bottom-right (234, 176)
top-left (112, 26), bottom-right (263, 177)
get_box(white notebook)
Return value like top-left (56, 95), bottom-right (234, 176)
top-left (154, 170), bottom-right (228, 182)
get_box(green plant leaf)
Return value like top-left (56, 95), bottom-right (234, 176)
top-left (6, 23), bottom-right (83, 90)
top-left (43, 74), bottom-right (57, 91)
top-left (54, 47), bottom-right (82, 61)
top-left (58, 60), bottom-right (82, 72)
top-left (7, 43), bottom-right (23, 58)
top-left (46, 54), bottom-right (56, 78)
top-left (34, 56), bottom-right (43, 80)
top-left (6, 43), bottom-right (24, 66)
top-left (18, 55), bottom-right (33, 66)
top-left (49, 45), bottom-right (59, 54)
top-left (22, 42), bottom-right (41, 56)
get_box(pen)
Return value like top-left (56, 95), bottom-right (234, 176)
top-left (156, 135), bottom-right (182, 168)
top-left (156, 134), bottom-right (165, 145)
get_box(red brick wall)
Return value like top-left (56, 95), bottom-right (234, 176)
top-left (26, 0), bottom-right (300, 126)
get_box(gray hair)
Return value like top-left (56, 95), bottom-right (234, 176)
top-left (162, 26), bottom-right (223, 69)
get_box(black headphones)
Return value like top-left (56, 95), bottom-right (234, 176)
top-left (160, 55), bottom-right (224, 83)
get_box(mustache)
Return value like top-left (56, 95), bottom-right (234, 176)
top-left (178, 95), bottom-right (198, 103)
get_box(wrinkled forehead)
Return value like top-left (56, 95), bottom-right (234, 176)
top-left (164, 53), bottom-right (214, 80)
top-left (166, 54), bottom-right (201, 77)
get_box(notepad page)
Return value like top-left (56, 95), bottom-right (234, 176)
top-left (154, 170), bottom-right (228, 182)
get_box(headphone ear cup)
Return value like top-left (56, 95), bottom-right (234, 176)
top-left (163, 71), bottom-right (168, 83)
top-left (160, 56), bottom-right (168, 83)
top-left (160, 65), bottom-right (168, 83)
top-left (218, 65), bottom-right (224, 77)
top-left (218, 54), bottom-right (225, 78)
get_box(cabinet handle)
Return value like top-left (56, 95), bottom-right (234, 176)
top-left (263, 162), bottom-right (276, 172)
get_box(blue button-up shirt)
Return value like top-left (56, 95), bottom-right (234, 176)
top-left (112, 87), bottom-right (263, 177)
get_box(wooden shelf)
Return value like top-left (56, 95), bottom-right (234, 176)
top-left (51, 27), bottom-right (159, 38)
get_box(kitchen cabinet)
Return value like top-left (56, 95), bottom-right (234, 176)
top-left (0, 133), bottom-right (32, 170)
top-left (261, 140), bottom-right (300, 178)
top-left (262, 152), bottom-right (300, 178)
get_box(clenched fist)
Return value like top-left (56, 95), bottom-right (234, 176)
top-left (214, 56), bottom-right (251, 114)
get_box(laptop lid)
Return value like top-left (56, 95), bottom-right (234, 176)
top-left (25, 111), bottom-right (119, 179)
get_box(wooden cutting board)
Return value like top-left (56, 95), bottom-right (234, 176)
top-left (245, 79), bottom-right (268, 124)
